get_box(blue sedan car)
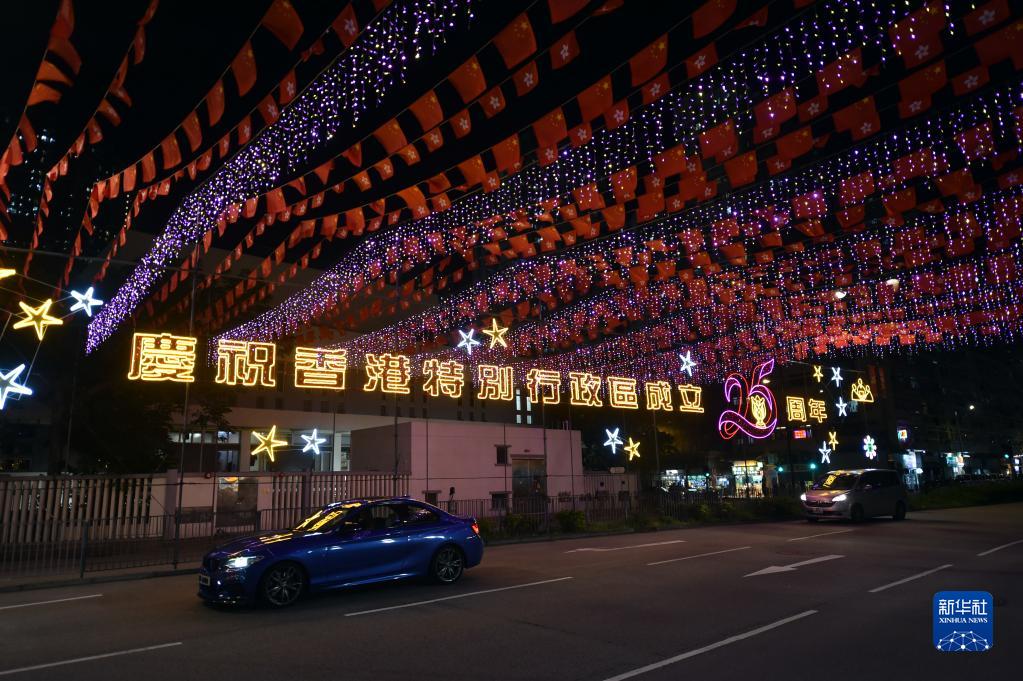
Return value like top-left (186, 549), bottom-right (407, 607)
top-left (198, 497), bottom-right (483, 607)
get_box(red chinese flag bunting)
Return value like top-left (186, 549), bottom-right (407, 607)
top-left (550, 31), bottom-right (580, 69)
top-left (493, 14), bottom-right (536, 69)
top-left (533, 108), bottom-right (568, 147)
top-left (889, 3), bottom-right (946, 68)
top-left (630, 35), bottom-right (668, 86)
top-left (952, 66), bottom-right (989, 96)
top-left (262, 0), bottom-right (304, 50)
top-left (692, 0), bottom-right (735, 38)
top-left (182, 111), bottom-right (202, 151)
top-left (160, 135), bottom-right (181, 170)
top-left (816, 49), bottom-right (866, 96)
top-left (605, 100), bottom-right (629, 130)
top-left (685, 44), bottom-right (717, 78)
top-left (373, 120), bottom-right (406, 154)
top-left (775, 127), bottom-right (813, 161)
top-left (231, 41), bottom-right (257, 96)
top-left (964, 0), bottom-right (1009, 35)
top-left (332, 4), bottom-right (360, 47)
top-left (753, 88), bottom-right (796, 142)
top-left (724, 152), bottom-right (758, 187)
top-left (410, 91), bottom-right (443, 130)
top-left (492, 135), bottom-right (521, 173)
top-left (548, 0), bottom-right (588, 23)
top-left (698, 119), bottom-right (738, 162)
top-left (577, 77), bottom-right (612, 122)
top-left (514, 62), bottom-right (539, 96)
top-left (482, 87), bottom-right (506, 118)
top-left (449, 56), bottom-right (486, 103)
top-left (833, 97), bottom-right (880, 140)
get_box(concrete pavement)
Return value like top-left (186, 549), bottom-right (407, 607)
top-left (0, 503), bottom-right (1019, 680)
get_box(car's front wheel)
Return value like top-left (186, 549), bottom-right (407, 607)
top-left (431, 546), bottom-right (464, 584)
top-left (261, 562), bottom-right (305, 607)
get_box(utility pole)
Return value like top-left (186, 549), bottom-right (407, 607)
top-left (173, 273), bottom-right (197, 569)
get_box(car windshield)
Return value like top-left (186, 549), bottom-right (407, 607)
top-left (291, 502), bottom-right (364, 533)
top-left (811, 473), bottom-right (859, 491)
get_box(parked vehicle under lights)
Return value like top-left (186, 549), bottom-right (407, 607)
top-left (198, 498), bottom-right (483, 607)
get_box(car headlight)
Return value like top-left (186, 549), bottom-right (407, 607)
top-left (799, 493), bottom-right (807, 501)
top-left (833, 494), bottom-right (847, 502)
top-left (224, 554), bottom-right (264, 570)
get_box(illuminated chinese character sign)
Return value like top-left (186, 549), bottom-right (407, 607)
top-left (717, 359), bottom-right (778, 440)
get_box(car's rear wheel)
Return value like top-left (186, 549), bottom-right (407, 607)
top-left (431, 546), bottom-right (464, 584)
top-left (261, 562), bottom-right (304, 607)
top-left (893, 501), bottom-right (906, 521)
top-left (850, 504), bottom-right (865, 523)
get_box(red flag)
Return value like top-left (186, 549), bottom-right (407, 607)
top-left (653, 146), bottom-right (686, 177)
top-left (641, 73), bottom-right (670, 105)
top-left (373, 120), bottom-right (407, 154)
top-left (449, 56), bottom-right (486, 103)
top-left (548, 0), bottom-right (588, 23)
top-left (734, 7), bottom-right (768, 30)
top-left (964, 0), bottom-right (1010, 35)
top-left (753, 88), bottom-right (795, 142)
top-left (897, 62), bottom-right (946, 117)
top-left (452, 109), bottom-right (472, 139)
top-left (974, 20), bottom-right (1023, 69)
top-left (332, 4), bottom-right (359, 46)
top-left (630, 35), bottom-right (668, 86)
top-left (685, 44), bottom-right (717, 78)
top-left (181, 111), bottom-right (202, 151)
top-left (493, 14), bottom-right (536, 69)
top-left (577, 77), bottom-right (612, 122)
top-left (605, 100), bottom-right (629, 130)
top-left (458, 156), bottom-right (486, 187)
top-left (816, 48), bottom-right (866, 96)
top-left (514, 62), bottom-right (539, 96)
top-left (889, 3), bottom-right (946, 68)
top-left (160, 135), bottom-right (181, 169)
top-left (724, 152), bottom-right (757, 187)
top-left (956, 122), bottom-right (995, 161)
top-left (692, 0), bottom-right (735, 38)
top-left (279, 70), bottom-right (297, 104)
top-left (550, 31), bottom-right (580, 69)
top-left (775, 127), bottom-right (813, 161)
top-left (231, 41), bottom-right (257, 96)
top-left (482, 86), bottom-right (506, 118)
top-left (262, 0), bottom-right (304, 50)
top-left (493, 135), bottom-right (521, 173)
top-left (833, 97), bottom-right (880, 140)
top-left (698, 119), bottom-right (737, 162)
top-left (952, 66), bottom-right (989, 96)
top-left (533, 108), bottom-right (568, 147)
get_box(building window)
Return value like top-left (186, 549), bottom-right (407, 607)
top-left (495, 445), bottom-right (509, 465)
top-left (424, 491), bottom-right (439, 505)
top-left (490, 492), bottom-right (508, 511)
top-left (514, 388), bottom-right (533, 425)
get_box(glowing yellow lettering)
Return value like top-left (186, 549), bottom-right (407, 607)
top-left (216, 339), bottom-right (277, 387)
top-left (477, 364), bottom-right (514, 401)
top-left (644, 381), bottom-right (674, 411)
top-left (526, 368), bottom-right (561, 405)
top-left (807, 398), bottom-right (828, 423)
top-left (569, 371), bottom-right (603, 407)
top-left (422, 359), bottom-right (465, 399)
top-left (607, 376), bottom-right (639, 409)
top-left (786, 396), bottom-right (807, 422)
top-left (127, 332), bottom-right (197, 383)
top-left (294, 347), bottom-right (347, 390)
top-left (363, 353), bottom-right (411, 394)
top-left (677, 384), bottom-right (705, 414)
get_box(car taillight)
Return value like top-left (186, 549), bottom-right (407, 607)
top-left (471, 522), bottom-right (480, 535)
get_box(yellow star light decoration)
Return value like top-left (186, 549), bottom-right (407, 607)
top-left (812, 365), bottom-right (824, 382)
top-left (624, 437), bottom-right (641, 461)
top-left (0, 268), bottom-right (16, 280)
top-left (13, 299), bottom-right (63, 340)
top-left (828, 431), bottom-right (839, 448)
top-left (251, 425), bottom-right (288, 462)
top-left (481, 317), bottom-right (509, 348)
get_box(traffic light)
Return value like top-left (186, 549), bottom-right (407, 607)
top-left (809, 462), bottom-right (818, 470)
top-left (777, 466), bottom-right (785, 473)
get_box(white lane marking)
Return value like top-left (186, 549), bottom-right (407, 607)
top-left (868, 564), bottom-right (953, 593)
top-left (745, 554), bottom-right (843, 577)
top-left (787, 529), bottom-right (855, 542)
top-left (0, 642), bottom-right (182, 677)
top-left (344, 577), bottom-right (573, 617)
top-left (978, 539), bottom-right (1023, 557)
top-left (648, 546), bottom-right (752, 566)
top-left (0, 594), bottom-right (103, 611)
top-left (600, 610), bottom-right (818, 681)
top-left (565, 539), bottom-right (686, 553)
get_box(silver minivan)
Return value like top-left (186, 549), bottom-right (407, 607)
top-left (801, 469), bottom-right (907, 522)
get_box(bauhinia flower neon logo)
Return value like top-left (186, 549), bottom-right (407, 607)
top-left (717, 359), bottom-right (778, 440)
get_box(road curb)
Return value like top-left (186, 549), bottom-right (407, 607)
top-left (0, 567), bottom-right (199, 594)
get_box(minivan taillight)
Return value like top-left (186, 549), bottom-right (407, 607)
top-left (471, 521), bottom-right (480, 536)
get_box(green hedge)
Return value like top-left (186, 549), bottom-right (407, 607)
top-left (909, 481), bottom-right (1023, 511)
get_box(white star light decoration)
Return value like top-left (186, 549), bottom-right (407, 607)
top-left (457, 328), bottom-right (481, 356)
top-left (818, 442), bottom-right (832, 464)
top-left (830, 367), bottom-right (843, 387)
top-left (69, 287), bottom-right (104, 317)
top-left (301, 429), bottom-right (327, 455)
top-left (863, 435), bottom-right (877, 460)
top-left (835, 397), bottom-right (848, 417)
top-left (0, 364), bottom-right (33, 410)
top-left (679, 350), bottom-right (697, 377)
top-left (603, 428), bottom-right (623, 455)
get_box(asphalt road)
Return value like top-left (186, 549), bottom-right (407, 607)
top-left (0, 503), bottom-right (1020, 681)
